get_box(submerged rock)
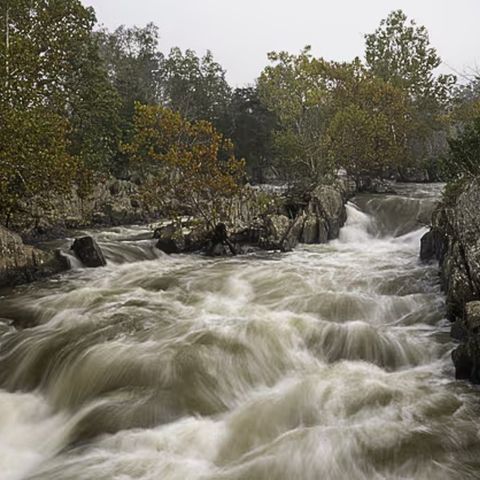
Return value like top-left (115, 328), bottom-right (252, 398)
top-left (71, 236), bottom-right (106, 267)
top-left (0, 225), bottom-right (69, 288)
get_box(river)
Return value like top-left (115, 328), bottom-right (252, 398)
top-left (1, 184), bottom-right (480, 480)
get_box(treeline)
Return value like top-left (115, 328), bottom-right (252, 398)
top-left (1, 2), bottom-right (479, 225)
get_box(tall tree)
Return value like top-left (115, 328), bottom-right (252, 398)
top-left (365, 10), bottom-right (455, 105)
top-left (123, 103), bottom-right (245, 227)
top-left (228, 87), bottom-right (276, 182)
top-left (160, 47), bottom-right (231, 131)
top-left (0, 0), bottom-right (120, 175)
top-left (365, 10), bottom-right (456, 170)
top-left (257, 47), bottom-right (334, 183)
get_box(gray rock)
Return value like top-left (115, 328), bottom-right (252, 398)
top-left (154, 223), bottom-right (209, 254)
top-left (426, 176), bottom-right (480, 383)
top-left (465, 301), bottom-right (480, 333)
top-left (0, 225), bottom-right (69, 288)
top-left (71, 236), bottom-right (106, 267)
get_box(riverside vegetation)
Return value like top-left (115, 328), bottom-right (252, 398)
top-left (2, 2), bottom-right (480, 479)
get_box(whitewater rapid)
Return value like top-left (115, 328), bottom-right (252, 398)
top-left (1, 184), bottom-right (480, 480)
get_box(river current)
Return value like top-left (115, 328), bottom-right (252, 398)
top-left (1, 184), bottom-right (480, 480)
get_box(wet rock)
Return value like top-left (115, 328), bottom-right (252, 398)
top-left (301, 214), bottom-right (319, 244)
top-left (205, 223), bottom-right (237, 257)
top-left (420, 231), bottom-right (435, 261)
top-left (0, 225), bottom-right (69, 288)
top-left (357, 177), bottom-right (397, 194)
top-left (71, 236), bottom-right (106, 267)
top-left (154, 223), bottom-right (209, 254)
top-left (452, 344), bottom-right (473, 380)
top-left (465, 301), bottom-right (480, 333)
top-left (427, 176), bottom-right (480, 383)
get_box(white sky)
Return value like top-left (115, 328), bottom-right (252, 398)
top-left (82, 0), bottom-right (480, 87)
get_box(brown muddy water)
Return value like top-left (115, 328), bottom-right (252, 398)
top-left (1, 184), bottom-right (480, 480)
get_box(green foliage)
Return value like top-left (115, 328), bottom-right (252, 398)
top-left (0, 107), bottom-right (78, 224)
top-left (160, 48), bottom-right (232, 131)
top-left (258, 47), bottom-right (335, 183)
top-left (365, 10), bottom-right (455, 105)
top-left (123, 103), bottom-right (245, 227)
top-left (228, 87), bottom-right (276, 182)
top-left (258, 48), bottom-right (411, 182)
top-left (0, 0), bottom-right (120, 179)
top-left (365, 10), bottom-right (456, 168)
top-left (95, 24), bottom-right (162, 134)
top-left (442, 117), bottom-right (480, 181)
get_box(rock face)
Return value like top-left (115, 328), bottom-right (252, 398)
top-left (420, 176), bottom-right (480, 382)
top-left (154, 182), bottom-right (350, 256)
top-left (9, 178), bottom-right (158, 241)
top-left (71, 236), bottom-right (107, 267)
top-left (0, 225), bottom-right (69, 288)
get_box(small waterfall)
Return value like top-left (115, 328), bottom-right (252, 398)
top-left (2, 183), bottom-right (480, 480)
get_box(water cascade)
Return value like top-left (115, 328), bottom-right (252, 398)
top-left (1, 184), bottom-right (480, 480)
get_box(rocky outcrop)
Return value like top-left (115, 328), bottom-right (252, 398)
top-left (9, 178), bottom-right (160, 242)
top-left (420, 176), bottom-right (480, 382)
top-left (154, 182), bottom-right (350, 256)
top-left (71, 236), bottom-right (107, 267)
top-left (0, 225), bottom-right (69, 288)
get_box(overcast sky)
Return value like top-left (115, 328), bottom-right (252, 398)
top-left (82, 0), bottom-right (480, 87)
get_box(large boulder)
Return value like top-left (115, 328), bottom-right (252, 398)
top-left (71, 236), bottom-right (106, 267)
top-left (154, 223), bottom-right (209, 254)
top-left (0, 225), bottom-right (69, 288)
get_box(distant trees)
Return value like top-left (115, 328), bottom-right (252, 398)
top-left (228, 87), bottom-right (276, 181)
top-left (160, 48), bottom-right (232, 131)
top-left (257, 49), bottom-right (411, 183)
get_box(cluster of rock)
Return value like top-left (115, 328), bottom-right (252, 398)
top-left (0, 225), bottom-right (69, 289)
top-left (9, 178), bottom-right (156, 242)
top-left (420, 176), bottom-right (480, 382)
top-left (154, 184), bottom-right (350, 256)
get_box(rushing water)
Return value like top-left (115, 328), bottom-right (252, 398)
top-left (1, 184), bottom-right (480, 480)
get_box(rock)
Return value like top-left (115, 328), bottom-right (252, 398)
top-left (426, 176), bottom-right (480, 383)
top-left (154, 224), bottom-right (185, 254)
top-left (357, 177), bottom-right (397, 194)
top-left (399, 168), bottom-right (430, 183)
top-left (305, 185), bottom-right (347, 242)
top-left (452, 344), bottom-right (473, 380)
top-left (420, 231), bottom-right (435, 261)
top-left (154, 222), bottom-right (209, 254)
top-left (71, 236), bottom-right (106, 267)
top-left (465, 301), bottom-right (480, 333)
top-left (301, 214), bottom-right (319, 244)
top-left (0, 225), bottom-right (69, 288)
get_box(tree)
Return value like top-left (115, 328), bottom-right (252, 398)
top-left (0, 0), bottom-right (120, 176)
top-left (95, 24), bottom-right (163, 127)
top-left (365, 10), bottom-right (456, 170)
top-left (122, 103), bottom-right (245, 228)
top-left (443, 116), bottom-right (480, 180)
top-left (326, 69), bottom-right (412, 179)
top-left (228, 87), bottom-right (276, 182)
top-left (159, 48), bottom-right (231, 131)
top-left (257, 47), bottom-right (335, 183)
top-left (0, 107), bottom-right (78, 225)
top-left (365, 10), bottom-right (455, 105)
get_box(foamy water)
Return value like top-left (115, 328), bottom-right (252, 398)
top-left (1, 184), bottom-right (480, 480)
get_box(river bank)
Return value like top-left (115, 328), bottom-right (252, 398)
top-left (420, 176), bottom-right (480, 383)
top-left (0, 177), bottom-right (359, 289)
